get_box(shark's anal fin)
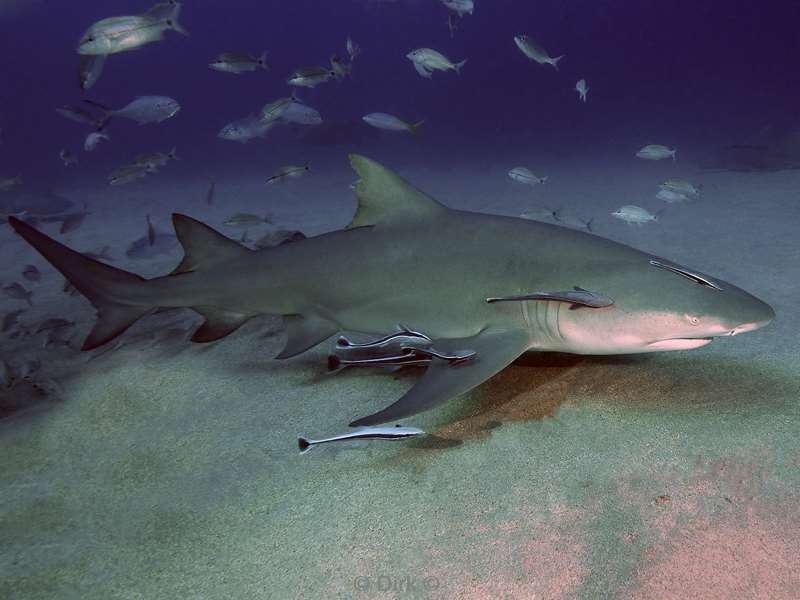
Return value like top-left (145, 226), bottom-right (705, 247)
top-left (349, 329), bottom-right (530, 426)
top-left (276, 314), bottom-right (339, 359)
top-left (191, 306), bottom-right (253, 343)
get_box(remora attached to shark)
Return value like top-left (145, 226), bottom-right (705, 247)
top-left (8, 155), bottom-right (774, 426)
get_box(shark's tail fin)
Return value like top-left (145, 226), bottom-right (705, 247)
top-left (10, 214), bottom-right (259, 351)
top-left (8, 216), bottom-right (154, 350)
top-left (454, 59), bottom-right (467, 74)
top-left (551, 55), bottom-right (565, 70)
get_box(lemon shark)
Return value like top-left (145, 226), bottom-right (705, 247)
top-left (8, 155), bottom-right (774, 426)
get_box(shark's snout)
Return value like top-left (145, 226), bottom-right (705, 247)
top-left (729, 314), bottom-right (774, 336)
top-left (728, 295), bottom-right (775, 336)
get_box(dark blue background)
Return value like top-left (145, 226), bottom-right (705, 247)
top-left (1, 0), bottom-right (798, 178)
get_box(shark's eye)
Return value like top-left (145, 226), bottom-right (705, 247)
top-left (685, 314), bottom-right (700, 325)
top-left (649, 260), bottom-right (723, 291)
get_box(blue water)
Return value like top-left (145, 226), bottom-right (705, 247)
top-left (2, 0), bottom-right (800, 178)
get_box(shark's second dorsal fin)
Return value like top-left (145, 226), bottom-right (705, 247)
top-left (347, 154), bottom-right (447, 229)
top-left (170, 214), bottom-right (250, 274)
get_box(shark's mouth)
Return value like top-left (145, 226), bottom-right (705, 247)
top-left (645, 337), bottom-right (713, 351)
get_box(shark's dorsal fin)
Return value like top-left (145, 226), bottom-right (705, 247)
top-left (347, 154), bottom-right (447, 228)
top-left (171, 213), bottom-right (250, 274)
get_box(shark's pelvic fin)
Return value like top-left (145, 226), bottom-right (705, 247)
top-left (349, 329), bottom-right (530, 426)
top-left (276, 314), bottom-right (339, 359)
top-left (171, 213), bottom-right (250, 274)
top-left (346, 154), bottom-right (448, 229)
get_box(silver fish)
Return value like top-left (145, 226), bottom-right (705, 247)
top-left (0, 187), bottom-right (73, 216)
top-left (84, 131), bottom-right (110, 152)
top-left (346, 36), bottom-right (361, 61)
top-left (59, 149), bottom-right (78, 167)
top-left (62, 280), bottom-right (81, 297)
top-left (0, 175), bottom-right (22, 192)
top-left (441, 0), bottom-right (474, 16)
top-left (22, 265), bottom-right (41, 282)
top-left (612, 205), bottom-right (659, 225)
top-left (508, 166), bottom-right (547, 185)
top-left (85, 96), bottom-right (180, 125)
top-left (78, 2), bottom-right (188, 55)
top-left (209, 51), bottom-right (269, 74)
top-left (362, 113), bottom-right (423, 135)
top-left (636, 144), bottom-right (676, 161)
top-left (253, 229), bottom-right (306, 250)
top-left (287, 66), bottom-right (335, 88)
top-left (575, 79), bottom-right (588, 102)
top-left (78, 54), bottom-right (106, 90)
top-left (56, 105), bottom-right (104, 128)
top-left (298, 425), bottom-right (424, 453)
top-left (259, 96), bottom-right (293, 123)
top-left (1, 309), bottom-right (25, 333)
top-left (108, 164), bottom-right (149, 186)
top-left (660, 178), bottom-right (700, 197)
top-left (134, 147), bottom-right (178, 171)
top-left (146, 215), bottom-right (156, 245)
top-left (0, 359), bottom-right (12, 389)
top-left (218, 115), bottom-right (274, 143)
top-left (35, 318), bottom-right (75, 334)
top-left (126, 232), bottom-right (179, 259)
top-left (280, 100), bottom-right (322, 125)
top-left (553, 210), bottom-right (593, 231)
top-left (223, 213), bottom-right (273, 228)
top-left (17, 358), bottom-right (42, 380)
top-left (60, 204), bottom-right (90, 234)
top-left (205, 178), bottom-right (216, 205)
top-left (519, 207), bottom-right (556, 222)
top-left (82, 246), bottom-right (114, 262)
top-left (406, 48), bottom-right (466, 78)
top-left (514, 34), bottom-right (564, 70)
top-left (329, 54), bottom-right (351, 79)
top-left (265, 163), bottom-right (310, 185)
top-left (3, 282), bottom-right (33, 306)
top-left (447, 13), bottom-right (459, 38)
top-left (656, 189), bottom-right (689, 203)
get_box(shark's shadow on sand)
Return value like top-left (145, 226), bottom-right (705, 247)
top-left (392, 351), bottom-right (788, 447)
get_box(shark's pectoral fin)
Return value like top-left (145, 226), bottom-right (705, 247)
top-left (276, 314), bottom-right (339, 359)
top-left (349, 329), bottom-right (530, 426)
top-left (191, 306), bottom-right (253, 343)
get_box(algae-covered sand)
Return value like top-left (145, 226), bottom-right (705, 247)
top-left (1, 153), bottom-right (799, 599)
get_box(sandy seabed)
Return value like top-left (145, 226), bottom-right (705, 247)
top-left (1, 142), bottom-right (799, 599)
